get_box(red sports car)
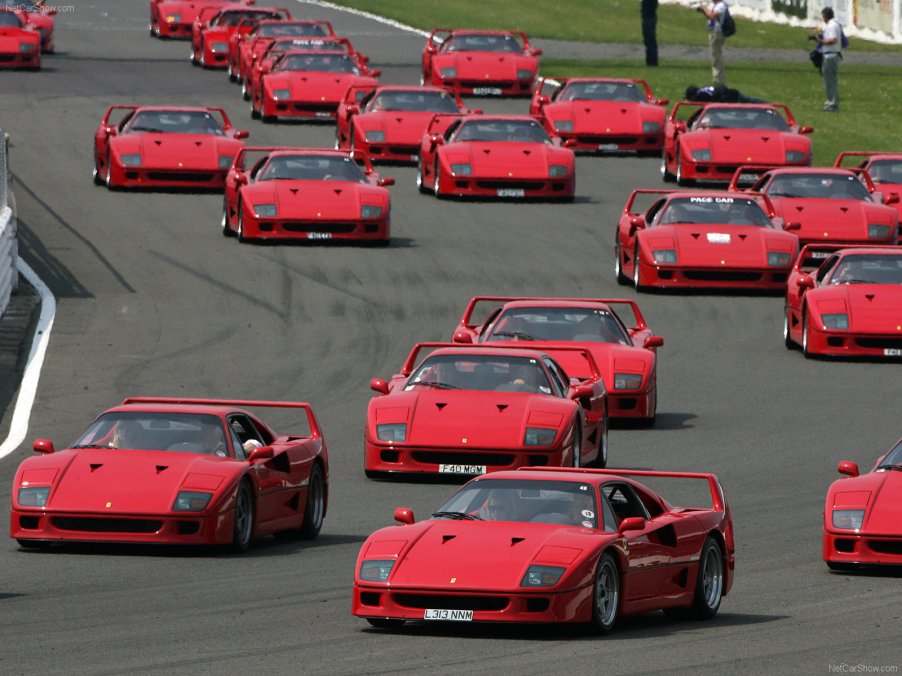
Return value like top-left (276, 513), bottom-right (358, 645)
top-left (353, 467), bottom-right (734, 632)
top-left (0, 9), bottom-right (41, 68)
top-left (93, 105), bottom-right (248, 190)
top-left (150, 0), bottom-right (248, 39)
top-left (228, 18), bottom-right (334, 81)
top-left (417, 114), bottom-right (575, 200)
top-left (451, 296), bottom-right (663, 425)
top-left (3, 0), bottom-right (54, 52)
top-left (191, 5), bottom-right (289, 68)
top-left (10, 397), bottom-right (329, 552)
top-left (824, 437), bottom-right (902, 570)
top-left (222, 147), bottom-right (393, 243)
top-left (250, 50), bottom-right (380, 122)
top-left (729, 166), bottom-right (899, 247)
top-left (835, 151), bottom-right (902, 230)
top-left (530, 77), bottom-right (668, 155)
top-left (783, 246), bottom-right (902, 358)
top-left (336, 85), bottom-right (470, 164)
top-left (365, 343), bottom-right (608, 478)
top-left (616, 189), bottom-right (799, 291)
top-left (662, 102), bottom-right (813, 185)
top-left (421, 28), bottom-right (541, 96)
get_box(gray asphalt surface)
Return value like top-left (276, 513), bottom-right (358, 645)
top-left (1, 2), bottom-right (900, 674)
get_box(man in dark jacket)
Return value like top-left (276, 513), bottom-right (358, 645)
top-left (642, 0), bottom-right (658, 66)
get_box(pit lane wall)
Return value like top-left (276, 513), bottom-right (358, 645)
top-left (0, 130), bottom-right (16, 320)
top-left (662, 0), bottom-right (902, 44)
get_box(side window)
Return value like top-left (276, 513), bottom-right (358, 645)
top-left (229, 425), bottom-right (246, 459)
top-left (599, 491), bottom-right (618, 532)
top-left (227, 414), bottom-right (270, 449)
top-left (602, 483), bottom-right (650, 523)
top-left (816, 255), bottom-right (840, 286)
top-left (542, 358), bottom-right (567, 397)
top-left (445, 119), bottom-right (462, 141)
top-left (646, 199), bottom-right (666, 226)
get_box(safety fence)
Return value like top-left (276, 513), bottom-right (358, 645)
top-left (0, 129), bottom-right (17, 319)
top-left (663, 0), bottom-right (902, 44)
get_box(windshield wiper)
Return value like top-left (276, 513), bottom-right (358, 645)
top-left (408, 380), bottom-right (459, 390)
top-left (877, 463), bottom-right (902, 471)
top-left (71, 444), bottom-right (107, 449)
top-left (431, 511), bottom-right (481, 520)
top-left (130, 126), bottom-right (166, 134)
top-left (491, 330), bottom-right (538, 341)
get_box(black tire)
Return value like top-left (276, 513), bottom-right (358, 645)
top-left (614, 238), bottom-right (629, 285)
top-left (366, 618), bottom-right (405, 629)
top-left (236, 201), bottom-right (248, 243)
top-left (826, 561), bottom-right (860, 572)
top-left (221, 198), bottom-right (233, 237)
top-left (783, 309), bottom-right (796, 350)
top-left (675, 150), bottom-right (693, 186)
top-left (415, 163), bottom-right (430, 194)
top-left (242, 79), bottom-right (251, 101)
top-left (17, 539), bottom-right (51, 549)
top-left (632, 244), bottom-right (644, 291)
top-left (229, 480), bottom-right (254, 553)
top-left (801, 310), bottom-right (814, 359)
top-left (661, 154), bottom-right (676, 183)
top-left (590, 551), bottom-right (620, 634)
top-left (250, 95), bottom-right (260, 120)
top-left (571, 421), bottom-right (582, 468)
top-left (432, 160), bottom-right (442, 197)
top-left (104, 151), bottom-right (115, 190)
top-left (92, 157), bottom-right (103, 186)
top-left (685, 536), bottom-right (724, 620)
top-left (594, 404), bottom-right (609, 468)
top-left (298, 463), bottom-right (325, 540)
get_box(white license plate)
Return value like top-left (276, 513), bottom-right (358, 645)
top-left (424, 609), bottom-right (474, 622)
top-left (884, 348), bottom-right (902, 356)
top-left (409, 154), bottom-right (419, 162)
top-left (315, 111), bottom-right (332, 118)
top-left (810, 251), bottom-right (830, 259)
top-left (307, 232), bottom-right (332, 240)
top-left (472, 87), bottom-right (501, 96)
top-left (707, 232), bottom-right (731, 244)
top-left (439, 464), bottom-right (486, 475)
top-left (497, 188), bottom-right (525, 198)
top-left (598, 143), bottom-right (619, 151)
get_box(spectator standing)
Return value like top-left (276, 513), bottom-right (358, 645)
top-left (811, 7), bottom-right (842, 112)
top-left (641, 0), bottom-right (659, 66)
top-left (697, 0), bottom-right (727, 86)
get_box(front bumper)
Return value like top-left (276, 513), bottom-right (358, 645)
top-left (364, 440), bottom-right (566, 476)
top-left (824, 530), bottom-right (902, 566)
top-left (635, 257), bottom-right (790, 290)
top-left (803, 323), bottom-right (902, 358)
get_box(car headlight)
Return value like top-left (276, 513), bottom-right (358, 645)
top-left (19, 43), bottom-right (35, 52)
top-left (652, 249), bottom-right (677, 264)
top-left (376, 423), bottom-right (406, 442)
top-left (549, 165), bottom-right (568, 178)
top-left (172, 491), bottom-right (212, 512)
top-left (361, 205), bottom-right (383, 219)
top-left (218, 155), bottom-right (234, 170)
top-left (18, 486), bottom-right (50, 507)
top-left (211, 41), bottom-right (228, 53)
top-left (360, 559), bottom-right (395, 582)
top-left (767, 252), bottom-right (792, 267)
top-left (516, 69), bottom-right (533, 81)
top-left (439, 67), bottom-right (456, 79)
top-left (364, 131), bottom-right (385, 143)
top-left (450, 163), bottom-right (472, 176)
top-left (691, 149), bottom-right (711, 162)
top-left (272, 89), bottom-right (290, 100)
top-left (524, 427), bottom-right (557, 447)
top-left (521, 565), bottom-right (565, 587)
top-left (868, 224), bottom-right (891, 240)
top-left (785, 150), bottom-right (806, 163)
top-left (165, 13), bottom-right (181, 23)
top-left (554, 120), bottom-right (573, 133)
top-left (822, 313), bottom-right (849, 330)
top-left (832, 509), bottom-right (864, 530)
top-left (120, 154), bottom-right (142, 167)
top-left (614, 373), bottom-right (643, 390)
top-left (642, 121), bottom-right (661, 133)
top-left (253, 203), bottom-right (277, 217)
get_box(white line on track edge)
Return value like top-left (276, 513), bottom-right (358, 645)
top-left (297, 0), bottom-right (430, 37)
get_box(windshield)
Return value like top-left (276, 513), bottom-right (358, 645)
top-left (826, 254), bottom-right (902, 285)
top-left (434, 478), bottom-right (598, 527)
top-left (257, 155), bottom-right (365, 182)
top-left (0, 11), bottom-right (22, 26)
top-left (73, 412), bottom-right (232, 456)
top-left (406, 354), bottom-right (553, 394)
top-left (369, 90), bottom-right (459, 114)
top-left (260, 22), bottom-right (329, 38)
top-left (559, 81), bottom-right (645, 103)
top-left (277, 53), bottom-right (358, 73)
top-left (693, 107), bottom-right (790, 131)
top-left (879, 439), bottom-right (902, 468)
top-left (486, 307), bottom-right (630, 345)
top-left (766, 173), bottom-right (871, 200)
top-left (866, 159), bottom-right (902, 184)
top-left (126, 110), bottom-right (224, 135)
top-left (454, 119), bottom-right (549, 143)
top-left (443, 33), bottom-right (523, 53)
top-left (656, 196), bottom-right (772, 227)
top-left (215, 11), bottom-right (281, 27)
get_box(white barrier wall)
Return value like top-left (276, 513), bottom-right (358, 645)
top-left (662, 0), bottom-right (902, 44)
top-left (0, 130), bottom-right (15, 319)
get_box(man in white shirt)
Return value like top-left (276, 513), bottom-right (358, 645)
top-left (812, 6), bottom-right (842, 112)
top-left (698, 1), bottom-right (727, 86)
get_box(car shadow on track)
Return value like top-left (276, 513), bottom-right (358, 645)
top-left (235, 237), bottom-right (416, 249)
top-left (826, 565), bottom-right (902, 578)
top-left (611, 412), bottom-right (696, 431)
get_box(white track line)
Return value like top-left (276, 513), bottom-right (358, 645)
top-left (0, 258), bottom-right (55, 460)
top-left (298, 0), bottom-right (430, 37)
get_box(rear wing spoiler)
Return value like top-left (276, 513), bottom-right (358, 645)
top-left (399, 342), bottom-right (601, 384)
top-left (519, 467), bottom-right (726, 512)
top-left (121, 397), bottom-right (322, 438)
top-left (457, 296), bottom-right (649, 332)
top-left (834, 150), bottom-right (902, 168)
top-left (232, 145), bottom-right (287, 171)
top-left (793, 242), bottom-right (900, 272)
top-left (727, 164), bottom-right (779, 191)
top-left (668, 101), bottom-right (795, 125)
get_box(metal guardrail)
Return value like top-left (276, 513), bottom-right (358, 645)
top-left (1, 128), bottom-right (17, 316)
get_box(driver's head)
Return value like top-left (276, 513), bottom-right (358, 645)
top-left (113, 419), bottom-right (143, 449)
top-left (485, 490), bottom-right (518, 521)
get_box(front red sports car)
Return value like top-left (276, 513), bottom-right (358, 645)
top-left (260, 71), bottom-right (379, 121)
top-left (0, 11), bottom-right (41, 68)
top-left (823, 439), bottom-right (902, 570)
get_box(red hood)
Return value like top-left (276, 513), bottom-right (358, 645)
top-left (0, 29), bottom-right (39, 45)
top-left (642, 224), bottom-right (796, 267)
top-left (242, 180), bottom-right (388, 219)
top-left (685, 129), bottom-right (808, 163)
top-left (112, 133), bottom-right (242, 169)
top-left (444, 142), bottom-right (571, 179)
top-left (370, 520), bottom-right (602, 591)
top-left (266, 73), bottom-right (377, 103)
top-left (772, 198), bottom-right (894, 241)
top-left (432, 52), bottom-right (536, 80)
top-left (545, 101), bottom-right (660, 133)
top-left (807, 285), bottom-right (902, 333)
top-left (829, 470), bottom-right (902, 536)
top-left (357, 111), bottom-right (441, 145)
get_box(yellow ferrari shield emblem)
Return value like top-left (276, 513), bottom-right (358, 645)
top-left (106, 502), bottom-right (112, 508)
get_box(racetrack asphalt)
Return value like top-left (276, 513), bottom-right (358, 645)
top-left (0, 2), bottom-right (900, 674)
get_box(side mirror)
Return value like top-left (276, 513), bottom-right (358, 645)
top-left (346, 104), bottom-right (359, 116)
top-left (234, 173), bottom-right (248, 186)
top-left (674, 121), bottom-right (687, 133)
top-left (643, 335), bottom-right (664, 349)
top-left (359, 55), bottom-right (370, 63)
top-left (617, 516), bottom-right (646, 535)
top-left (394, 507), bottom-right (415, 525)
top-left (799, 125), bottom-right (814, 135)
top-left (247, 445), bottom-right (275, 463)
top-left (837, 460), bottom-right (859, 478)
top-left (370, 68), bottom-right (382, 77)
top-left (571, 384), bottom-right (594, 400)
top-left (784, 221), bottom-right (802, 232)
top-left (884, 192), bottom-right (900, 205)
top-left (538, 95), bottom-right (550, 105)
top-left (429, 135), bottom-right (443, 150)
top-left (798, 274), bottom-right (815, 291)
top-left (655, 97), bottom-right (669, 106)
top-left (471, 108), bottom-right (484, 115)
top-left (234, 130), bottom-right (250, 139)
top-left (629, 216), bottom-right (645, 235)
top-left (532, 48), bottom-right (543, 56)
top-left (378, 177), bottom-right (395, 187)
top-left (105, 126), bottom-right (118, 137)
top-left (562, 139), bottom-right (577, 148)
top-left (370, 378), bottom-right (390, 395)
top-left (33, 439), bottom-right (55, 454)
top-left (452, 330), bottom-right (473, 344)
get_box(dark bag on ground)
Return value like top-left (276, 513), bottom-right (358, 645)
top-left (721, 8), bottom-right (736, 37)
top-left (810, 47), bottom-right (824, 69)
top-left (685, 84), bottom-right (765, 104)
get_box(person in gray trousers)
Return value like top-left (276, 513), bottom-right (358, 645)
top-left (810, 7), bottom-right (842, 112)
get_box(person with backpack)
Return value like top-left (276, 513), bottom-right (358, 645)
top-left (809, 6), bottom-right (843, 111)
top-left (697, 1), bottom-right (733, 87)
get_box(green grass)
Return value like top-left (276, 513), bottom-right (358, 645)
top-left (327, 0), bottom-right (902, 51)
